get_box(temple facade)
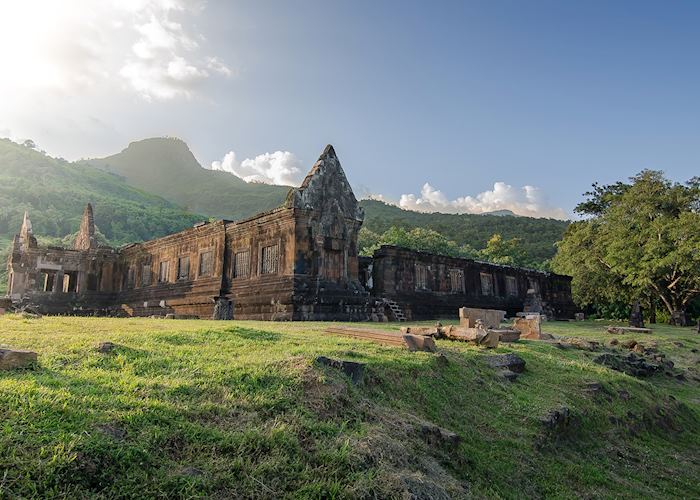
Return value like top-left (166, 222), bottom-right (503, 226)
top-left (5, 145), bottom-right (576, 320)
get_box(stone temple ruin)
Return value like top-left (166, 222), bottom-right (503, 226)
top-left (5, 145), bottom-right (576, 320)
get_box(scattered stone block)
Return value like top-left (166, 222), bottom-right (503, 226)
top-left (574, 312), bottom-right (585, 321)
top-left (512, 316), bottom-right (542, 340)
top-left (315, 356), bottom-right (365, 384)
top-left (0, 348), bottom-right (38, 370)
top-left (540, 406), bottom-right (576, 434)
top-left (458, 307), bottom-right (505, 329)
top-left (419, 423), bottom-right (461, 450)
top-left (96, 342), bottom-right (117, 353)
top-left (593, 352), bottom-right (661, 377)
top-left (400, 326), bottom-right (439, 337)
top-left (608, 338), bottom-right (619, 346)
top-left (556, 337), bottom-right (600, 351)
top-left (403, 334), bottom-right (437, 353)
top-left (620, 339), bottom-right (637, 349)
top-left (442, 326), bottom-right (500, 347)
top-left (493, 329), bottom-right (521, 342)
top-left (485, 353), bottom-right (526, 373)
top-left (606, 326), bottom-right (652, 335)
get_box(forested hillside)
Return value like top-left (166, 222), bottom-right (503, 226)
top-left (360, 199), bottom-right (569, 264)
top-left (83, 138), bottom-right (291, 221)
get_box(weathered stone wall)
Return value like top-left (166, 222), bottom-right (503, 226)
top-left (116, 220), bottom-right (227, 318)
top-left (223, 208), bottom-right (297, 320)
top-left (370, 245), bottom-right (576, 320)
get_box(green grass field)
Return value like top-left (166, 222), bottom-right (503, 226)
top-left (0, 317), bottom-right (698, 499)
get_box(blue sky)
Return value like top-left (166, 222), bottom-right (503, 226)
top-left (1, 1), bottom-right (698, 218)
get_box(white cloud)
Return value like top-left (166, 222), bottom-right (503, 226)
top-left (211, 150), bottom-right (305, 186)
top-left (119, 2), bottom-right (230, 100)
top-left (0, 0), bottom-right (230, 101)
top-left (385, 182), bottom-right (568, 219)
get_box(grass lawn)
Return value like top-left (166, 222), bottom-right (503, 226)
top-left (0, 316), bottom-right (698, 498)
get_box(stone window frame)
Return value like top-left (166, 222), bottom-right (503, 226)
top-left (158, 260), bottom-right (170, 283)
top-left (448, 268), bottom-right (465, 294)
top-left (259, 240), bottom-right (281, 276)
top-left (177, 255), bottom-right (191, 281)
top-left (415, 263), bottom-right (431, 291)
top-left (480, 272), bottom-right (494, 296)
top-left (232, 247), bottom-right (252, 279)
top-left (197, 248), bottom-right (214, 279)
top-left (141, 262), bottom-right (152, 287)
top-left (126, 266), bottom-right (135, 289)
top-left (505, 276), bottom-right (518, 297)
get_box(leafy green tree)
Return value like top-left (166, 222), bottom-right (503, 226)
top-left (478, 233), bottom-right (527, 266)
top-left (358, 226), bottom-right (477, 259)
top-left (553, 170), bottom-right (700, 325)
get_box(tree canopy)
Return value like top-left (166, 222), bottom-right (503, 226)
top-left (552, 170), bottom-right (700, 325)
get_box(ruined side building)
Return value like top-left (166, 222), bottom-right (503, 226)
top-left (5, 145), bottom-right (576, 320)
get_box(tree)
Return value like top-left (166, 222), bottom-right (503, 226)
top-left (478, 233), bottom-right (527, 267)
top-left (553, 170), bottom-right (700, 325)
top-left (358, 226), bottom-right (477, 259)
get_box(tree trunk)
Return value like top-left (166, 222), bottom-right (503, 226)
top-left (670, 309), bottom-right (688, 327)
top-left (648, 301), bottom-right (656, 324)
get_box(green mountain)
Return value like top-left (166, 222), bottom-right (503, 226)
top-left (359, 199), bottom-right (569, 264)
top-left (0, 138), bottom-right (204, 292)
top-left (83, 137), bottom-right (291, 221)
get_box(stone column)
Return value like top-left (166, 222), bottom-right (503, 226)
top-left (53, 271), bottom-right (64, 293)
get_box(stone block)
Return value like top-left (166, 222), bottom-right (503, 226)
top-left (485, 353), bottom-right (526, 373)
top-left (606, 326), bottom-right (652, 335)
top-left (0, 348), bottom-right (38, 370)
top-left (491, 329), bottom-right (520, 342)
top-left (574, 312), bottom-right (585, 321)
top-left (403, 334), bottom-right (437, 352)
top-left (512, 316), bottom-right (542, 339)
top-left (315, 356), bottom-right (365, 384)
top-left (458, 307), bottom-right (506, 329)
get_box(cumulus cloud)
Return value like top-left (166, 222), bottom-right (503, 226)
top-left (211, 150), bottom-right (305, 186)
top-left (385, 182), bottom-right (567, 219)
top-left (119, 1), bottom-right (231, 100)
top-left (0, 0), bottom-right (231, 101)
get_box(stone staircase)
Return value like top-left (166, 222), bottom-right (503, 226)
top-left (385, 299), bottom-right (406, 322)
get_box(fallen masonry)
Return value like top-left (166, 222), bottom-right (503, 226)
top-left (324, 326), bottom-right (437, 352)
top-left (0, 348), bottom-right (38, 370)
top-left (419, 423), bottom-right (461, 450)
top-left (607, 326), bottom-right (652, 335)
top-left (512, 314), bottom-right (544, 340)
top-left (459, 307), bottom-right (505, 329)
top-left (485, 353), bottom-right (526, 373)
top-left (96, 342), bottom-right (117, 353)
top-left (593, 352), bottom-right (661, 377)
top-left (315, 356), bottom-right (365, 384)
